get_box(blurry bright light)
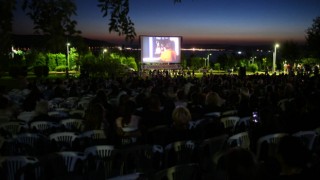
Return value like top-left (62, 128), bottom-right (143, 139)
top-left (237, 51), bottom-right (242, 54)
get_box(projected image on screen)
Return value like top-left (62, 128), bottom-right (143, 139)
top-left (141, 36), bottom-right (181, 63)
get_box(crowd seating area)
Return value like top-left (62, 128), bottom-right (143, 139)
top-left (0, 73), bottom-right (320, 180)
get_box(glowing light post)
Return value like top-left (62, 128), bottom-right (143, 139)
top-left (66, 42), bottom-right (70, 77)
top-left (273, 43), bottom-right (279, 74)
top-left (207, 53), bottom-right (212, 68)
top-left (103, 48), bottom-right (107, 61)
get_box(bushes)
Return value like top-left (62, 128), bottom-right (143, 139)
top-left (248, 64), bottom-right (258, 73)
top-left (55, 65), bottom-right (67, 72)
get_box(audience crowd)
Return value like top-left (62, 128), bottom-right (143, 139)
top-left (0, 72), bottom-right (320, 179)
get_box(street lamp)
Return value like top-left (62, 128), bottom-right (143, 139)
top-left (207, 53), bottom-right (212, 68)
top-left (272, 43), bottom-right (279, 73)
top-left (66, 42), bottom-right (70, 77)
top-left (103, 48), bottom-right (107, 61)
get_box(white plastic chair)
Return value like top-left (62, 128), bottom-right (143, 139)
top-left (0, 122), bottom-right (28, 136)
top-left (164, 140), bottom-right (196, 168)
top-left (0, 156), bottom-right (39, 180)
top-left (12, 133), bottom-right (46, 147)
top-left (84, 145), bottom-right (115, 158)
top-left (204, 111), bottom-right (221, 118)
top-left (293, 130), bottom-right (318, 151)
top-left (81, 130), bottom-right (107, 140)
top-left (227, 131), bottom-right (251, 150)
top-left (233, 116), bottom-right (251, 134)
top-left (49, 132), bottom-right (78, 150)
top-left (55, 151), bottom-right (86, 172)
top-left (17, 111), bottom-right (36, 122)
top-left (69, 110), bottom-right (85, 118)
top-left (77, 100), bottom-right (90, 110)
top-left (256, 133), bottom-right (288, 161)
top-left (221, 109), bottom-right (238, 117)
top-left (59, 118), bottom-right (84, 131)
top-left (30, 121), bottom-right (60, 132)
top-left (220, 116), bottom-right (240, 129)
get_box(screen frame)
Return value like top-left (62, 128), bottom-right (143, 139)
top-left (140, 35), bottom-right (182, 64)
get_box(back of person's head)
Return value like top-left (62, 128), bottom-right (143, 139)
top-left (145, 93), bottom-right (161, 111)
top-left (205, 91), bottom-right (225, 107)
top-left (277, 135), bottom-right (311, 169)
top-left (35, 100), bottom-right (49, 115)
top-left (172, 106), bottom-right (191, 129)
top-left (218, 147), bottom-right (259, 180)
top-left (84, 102), bottom-right (106, 130)
top-left (176, 89), bottom-right (186, 101)
top-left (95, 89), bottom-right (108, 101)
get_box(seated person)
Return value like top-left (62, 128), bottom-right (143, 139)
top-left (164, 106), bottom-right (193, 146)
top-left (114, 100), bottom-right (142, 145)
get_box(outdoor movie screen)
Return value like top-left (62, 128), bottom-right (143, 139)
top-left (140, 36), bottom-right (181, 63)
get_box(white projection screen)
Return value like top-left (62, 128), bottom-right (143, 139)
top-left (140, 36), bottom-right (181, 63)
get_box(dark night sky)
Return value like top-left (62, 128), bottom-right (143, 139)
top-left (12, 0), bottom-right (320, 46)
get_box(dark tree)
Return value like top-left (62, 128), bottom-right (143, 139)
top-left (306, 16), bottom-right (320, 59)
top-left (280, 41), bottom-right (301, 66)
top-left (22, 0), bottom-right (81, 53)
top-left (97, 0), bottom-right (183, 42)
top-left (0, 0), bottom-right (16, 71)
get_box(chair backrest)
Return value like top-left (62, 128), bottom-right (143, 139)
top-left (49, 132), bottom-right (78, 150)
top-left (293, 130), bottom-right (318, 151)
top-left (49, 132), bottom-right (78, 142)
top-left (196, 134), bottom-right (228, 172)
top-left (12, 133), bottom-right (45, 147)
top-left (204, 111), bottom-right (221, 118)
top-left (59, 118), bottom-right (84, 131)
top-left (0, 156), bottom-right (39, 180)
top-left (77, 100), bottom-right (90, 110)
top-left (0, 122), bottom-right (27, 136)
top-left (220, 116), bottom-right (240, 130)
top-left (153, 163), bottom-right (200, 180)
top-left (30, 121), bottom-right (59, 132)
top-left (17, 111), bottom-right (36, 122)
top-left (221, 109), bottom-right (238, 117)
top-left (9, 133), bottom-right (49, 156)
top-left (48, 111), bottom-right (68, 119)
top-left (113, 144), bottom-right (155, 175)
top-left (192, 118), bottom-right (225, 140)
top-left (256, 133), bottom-right (288, 161)
top-left (164, 140), bottom-right (196, 168)
top-left (81, 130), bottom-right (107, 140)
top-left (55, 151), bottom-right (86, 172)
top-left (233, 116), bottom-right (251, 134)
top-left (69, 110), bottom-right (85, 118)
top-left (146, 125), bottom-right (169, 145)
top-left (84, 145), bottom-right (115, 158)
top-left (227, 131), bottom-right (251, 150)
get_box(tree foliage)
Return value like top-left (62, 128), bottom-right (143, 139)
top-left (306, 16), bottom-right (320, 59)
top-left (97, 0), bottom-right (135, 42)
top-left (280, 41), bottom-right (301, 65)
top-left (22, 0), bottom-right (81, 52)
top-left (97, 0), bottom-right (183, 42)
top-left (0, 0), bottom-right (16, 71)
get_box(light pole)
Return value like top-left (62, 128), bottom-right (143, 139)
top-left (103, 48), bottom-right (107, 61)
top-left (207, 53), bottom-right (212, 68)
top-left (66, 42), bottom-right (70, 77)
top-left (272, 43), bottom-right (279, 73)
